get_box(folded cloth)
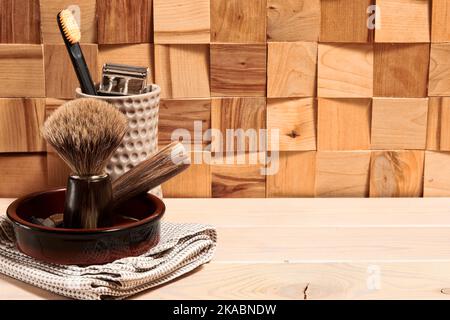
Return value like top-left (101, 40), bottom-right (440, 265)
top-left (0, 216), bottom-right (217, 300)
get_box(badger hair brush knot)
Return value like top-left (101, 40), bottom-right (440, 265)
top-left (42, 98), bottom-right (127, 176)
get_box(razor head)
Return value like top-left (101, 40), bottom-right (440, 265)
top-left (98, 63), bottom-right (150, 96)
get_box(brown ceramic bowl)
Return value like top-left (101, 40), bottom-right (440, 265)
top-left (6, 188), bottom-right (165, 265)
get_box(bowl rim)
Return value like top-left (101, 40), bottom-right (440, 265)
top-left (6, 188), bottom-right (165, 235)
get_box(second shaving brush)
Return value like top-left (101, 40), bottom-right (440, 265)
top-left (42, 98), bottom-right (127, 229)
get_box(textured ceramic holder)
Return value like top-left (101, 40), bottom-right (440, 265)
top-left (76, 85), bottom-right (162, 197)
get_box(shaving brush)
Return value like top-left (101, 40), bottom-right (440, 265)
top-left (42, 98), bottom-right (127, 229)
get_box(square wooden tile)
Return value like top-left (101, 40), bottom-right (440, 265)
top-left (432, 0), bottom-right (450, 43)
top-left (375, 0), bottom-right (430, 43)
top-left (0, 44), bottom-right (45, 97)
top-left (426, 97), bottom-right (450, 151)
top-left (374, 43), bottom-right (430, 98)
top-left (318, 98), bottom-right (371, 151)
top-left (267, 0), bottom-right (320, 42)
top-left (266, 151), bottom-right (316, 197)
top-left (210, 44), bottom-right (266, 97)
top-left (268, 42), bottom-right (317, 98)
top-left (267, 98), bottom-right (316, 151)
top-left (424, 151), bottom-right (450, 196)
top-left (315, 151), bottom-right (371, 197)
top-left (44, 44), bottom-right (98, 99)
top-left (429, 44), bottom-right (450, 96)
top-left (159, 98), bottom-right (211, 147)
top-left (154, 0), bottom-right (210, 44)
top-left (370, 150), bottom-right (424, 197)
top-left (154, 44), bottom-right (210, 99)
top-left (318, 43), bottom-right (373, 98)
top-left (211, 0), bottom-right (266, 43)
top-left (0, 98), bottom-right (46, 152)
top-left (0, 0), bottom-right (41, 43)
top-left (40, 0), bottom-right (97, 43)
top-left (97, 0), bottom-right (152, 44)
top-left (371, 98), bottom-right (428, 150)
top-left (320, 0), bottom-right (372, 43)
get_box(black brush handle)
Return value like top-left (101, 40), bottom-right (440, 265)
top-left (68, 43), bottom-right (97, 95)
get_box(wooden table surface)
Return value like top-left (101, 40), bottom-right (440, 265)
top-left (2, 198), bottom-right (450, 300)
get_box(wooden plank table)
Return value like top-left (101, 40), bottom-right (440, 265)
top-left (1, 198), bottom-right (450, 300)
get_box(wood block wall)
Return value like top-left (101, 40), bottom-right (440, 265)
top-left (1, 0), bottom-right (449, 198)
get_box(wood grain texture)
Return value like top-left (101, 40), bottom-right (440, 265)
top-left (267, 0), bottom-right (320, 42)
top-left (0, 44), bottom-right (45, 97)
top-left (374, 43), bottom-right (430, 98)
top-left (318, 98), bottom-right (371, 151)
top-left (154, 44), bottom-right (210, 99)
top-left (211, 97), bottom-right (266, 153)
top-left (0, 154), bottom-right (47, 197)
top-left (97, 0), bottom-right (152, 44)
top-left (154, 0), bottom-right (210, 44)
top-left (44, 44), bottom-right (98, 99)
top-left (375, 0), bottom-right (430, 43)
top-left (320, 0), bottom-right (372, 43)
top-left (162, 152), bottom-right (211, 198)
top-left (267, 42), bottom-right (317, 98)
top-left (0, 98), bottom-right (45, 152)
top-left (266, 151), bottom-right (316, 197)
top-left (159, 99), bottom-right (211, 146)
top-left (211, 0), bottom-right (266, 43)
top-left (424, 151), bottom-right (450, 197)
top-left (432, 0), bottom-right (450, 43)
top-left (0, 0), bottom-right (41, 44)
top-left (210, 44), bottom-right (266, 97)
top-left (371, 98), bottom-right (428, 150)
top-left (429, 44), bottom-right (450, 96)
top-left (427, 97), bottom-right (450, 151)
top-left (39, 0), bottom-right (97, 44)
top-left (267, 98), bottom-right (316, 151)
top-left (370, 151), bottom-right (424, 197)
top-left (315, 151), bottom-right (371, 197)
top-left (318, 43), bottom-right (373, 98)
top-left (98, 44), bottom-right (154, 84)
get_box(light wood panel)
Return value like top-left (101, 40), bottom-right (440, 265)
top-left (429, 44), bottom-right (450, 96)
top-left (0, 154), bottom-right (47, 197)
top-left (97, 0), bottom-right (152, 44)
top-left (211, 97), bottom-right (266, 153)
top-left (371, 98), bottom-right (428, 150)
top-left (39, 0), bottom-right (97, 43)
top-left (98, 44), bottom-right (154, 84)
top-left (267, 0), bottom-right (320, 42)
top-left (424, 151), bottom-right (450, 197)
top-left (266, 151), bottom-right (316, 197)
top-left (267, 98), bottom-right (316, 151)
top-left (0, 44), bottom-right (45, 97)
top-left (154, 44), bottom-right (210, 99)
top-left (317, 98), bottom-right (371, 151)
top-left (375, 0), bottom-right (430, 43)
top-left (162, 152), bottom-right (211, 198)
top-left (432, 0), bottom-right (450, 43)
top-left (0, 0), bottom-right (41, 44)
top-left (427, 97), bottom-right (450, 151)
top-left (320, 0), bottom-right (372, 43)
top-left (374, 43), bottom-right (430, 98)
top-left (159, 99), bottom-right (211, 147)
top-left (0, 98), bottom-right (45, 152)
top-left (210, 44), bottom-right (266, 97)
top-left (318, 43), bottom-right (373, 98)
top-left (315, 151), bottom-right (371, 197)
top-left (154, 0), bottom-right (210, 44)
top-left (370, 151), bottom-right (424, 197)
top-left (44, 44), bottom-right (98, 99)
top-left (211, 0), bottom-right (266, 43)
top-left (267, 42), bottom-right (317, 98)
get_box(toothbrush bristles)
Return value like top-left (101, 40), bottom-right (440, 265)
top-left (58, 9), bottom-right (81, 44)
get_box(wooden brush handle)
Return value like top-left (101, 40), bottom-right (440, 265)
top-left (111, 142), bottom-right (190, 208)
